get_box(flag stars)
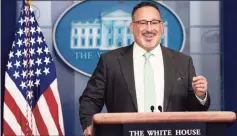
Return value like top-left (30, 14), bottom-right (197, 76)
top-left (43, 67), bottom-right (50, 75)
top-left (7, 4), bottom-right (58, 103)
top-left (30, 38), bottom-right (35, 46)
top-left (15, 50), bottom-right (22, 58)
top-left (30, 48), bottom-right (35, 56)
top-left (35, 79), bottom-right (40, 86)
top-left (29, 70), bottom-right (34, 77)
top-left (27, 80), bottom-right (34, 88)
top-left (30, 16), bottom-right (35, 24)
top-left (12, 41), bottom-right (16, 47)
top-left (30, 26), bottom-right (36, 35)
top-left (29, 59), bottom-right (35, 67)
top-left (20, 81), bottom-right (26, 89)
top-left (36, 36), bottom-right (43, 45)
top-left (44, 57), bottom-right (50, 65)
top-left (44, 47), bottom-right (50, 55)
top-left (36, 47), bottom-right (43, 55)
top-left (7, 61), bottom-right (13, 69)
top-left (22, 49), bottom-right (28, 57)
top-left (36, 26), bottom-right (41, 33)
top-left (21, 70), bottom-right (27, 79)
top-left (13, 71), bottom-right (20, 79)
top-left (35, 58), bottom-right (42, 66)
top-left (23, 60), bottom-right (28, 67)
top-left (26, 90), bottom-right (34, 100)
top-left (16, 39), bottom-right (23, 47)
top-left (14, 60), bottom-right (21, 68)
top-left (35, 68), bottom-right (42, 77)
top-left (18, 17), bottom-right (24, 26)
top-left (6, 4), bottom-right (59, 105)
top-left (17, 28), bottom-right (24, 37)
top-left (23, 38), bottom-right (28, 45)
top-left (9, 51), bottom-right (14, 59)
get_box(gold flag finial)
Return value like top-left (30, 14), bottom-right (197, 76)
top-left (26, 0), bottom-right (32, 7)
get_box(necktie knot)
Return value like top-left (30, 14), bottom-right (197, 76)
top-left (143, 52), bottom-right (153, 60)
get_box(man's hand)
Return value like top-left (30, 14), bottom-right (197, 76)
top-left (83, 125), bottom-right (92, 136)
top-left (192, 75), bottom-right (208, 98)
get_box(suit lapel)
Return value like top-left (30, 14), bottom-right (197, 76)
top-left (118, 45), bottom-right (138, 111)
top-left (161, 46), bottom-right (176, 111)
top-left (117, 45), bottom-right (176, 112)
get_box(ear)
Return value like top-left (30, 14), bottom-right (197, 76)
top-left (160, 22), bottom-right (164, 34)
top-left (130, 22), bottom-right (134, 34)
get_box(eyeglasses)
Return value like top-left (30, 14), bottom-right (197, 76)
top-left (133, 20), bottom-right (162, 27)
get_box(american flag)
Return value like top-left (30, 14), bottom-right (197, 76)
top-left (3, 1), bottom-right (64, 135)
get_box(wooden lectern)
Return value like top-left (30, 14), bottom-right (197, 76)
top-left (92, 112), bottom-right (236, 136)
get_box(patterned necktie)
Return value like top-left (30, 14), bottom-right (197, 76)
top-left (143, 52), bottom-right (156, 112)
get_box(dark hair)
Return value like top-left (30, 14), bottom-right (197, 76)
top-left (132, 1), bottom-right (161, 21)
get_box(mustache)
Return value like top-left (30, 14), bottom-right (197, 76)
top-left (142, 30), bottom-right (157, 35)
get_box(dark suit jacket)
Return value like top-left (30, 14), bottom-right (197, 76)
top-left (79, 44), bottom-right (210, 130)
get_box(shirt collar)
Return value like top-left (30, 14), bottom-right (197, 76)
top-left (133, 42), bottom-right (161, 57)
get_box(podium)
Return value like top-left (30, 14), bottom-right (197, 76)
top-left (92, 112), bottom-right (236, 136)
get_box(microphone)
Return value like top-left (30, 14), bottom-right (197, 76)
top-left (150, 105), bottom-right (154, 112)
top-left (158, 105), bottom-right (162, 112)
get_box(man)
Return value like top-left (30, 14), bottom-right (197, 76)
top-left (79, 1), bottom-right (210, 135)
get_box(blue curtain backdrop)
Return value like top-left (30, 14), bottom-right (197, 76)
top-left (1, 0), bottom-right (16, 134)
top-left (222, 0), bottom-right (237, 135)
top-left (1, 0), bottom-right (237, 136)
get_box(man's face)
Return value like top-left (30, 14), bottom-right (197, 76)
top-left (130, 6), bottom-right (164, 51)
